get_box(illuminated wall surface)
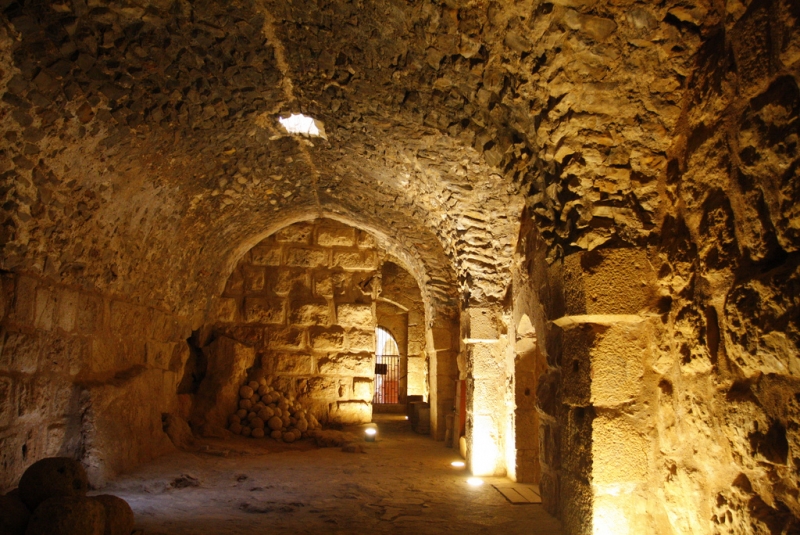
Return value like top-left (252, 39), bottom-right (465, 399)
top-left (0, 0), bottom-right (798, 533)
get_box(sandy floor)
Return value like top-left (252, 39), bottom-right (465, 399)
top-left (103, 415), bottom-right (563, 535)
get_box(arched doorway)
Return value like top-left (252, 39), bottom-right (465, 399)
top-left (374, 326), bottom-right (401, 404)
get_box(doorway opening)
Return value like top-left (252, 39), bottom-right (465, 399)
top-left (374, 326), bottom-right (400, 404)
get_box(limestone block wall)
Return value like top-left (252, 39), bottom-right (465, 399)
top-left (0, 272), bottom-right (191, 491)
top-left (212, 219), bottom-right (381, 424)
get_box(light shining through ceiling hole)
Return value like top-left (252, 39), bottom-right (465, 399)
top-left (278, 113), bottom-right (326, 138)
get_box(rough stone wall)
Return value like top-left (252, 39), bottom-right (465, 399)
top-left (211, 219), bottom-right (381, 424)
top-left (0, 271), bottom-right (191, 491)
top-left (379, 261), bottom-right (427, 399)
top-left (643, 1), bottom-right (800, 532)
top-left (0, 1), bottom-right (462, 321)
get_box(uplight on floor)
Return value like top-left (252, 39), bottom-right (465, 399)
top-left (467, 477), bottom-right (484, 487)
top-left (451, 461), bottom-right (465, 468)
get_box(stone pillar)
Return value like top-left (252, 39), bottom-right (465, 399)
top-left (428, 317), bottom-right (458, 441)
top-left (556, 248), bottom-right (657, 535)
top-left (464, 306), bottom-right (507, 476)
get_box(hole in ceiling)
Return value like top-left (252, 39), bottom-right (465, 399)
top-left (278, 113), bottom-right (327, 139)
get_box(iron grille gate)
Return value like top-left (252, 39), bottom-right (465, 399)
top-left (374, 355), bottom-right (400, 404)
top-left (374, 326), bottom-right (400, 404)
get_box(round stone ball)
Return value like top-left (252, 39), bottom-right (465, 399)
top-left (257, 385), bottom-right (269, 396)
top-left (19, 458), bottom-right (89, 511)
top-left (251, 428), bottom-right (265, 439)
top-left (250, 417), bottom-right (265, 430)
top-left (239, 385), bottom-right (254, 399)
top-left (91, 495), bottom-right (134, 535)
top-left (0, 493), bottom-right (31, 535)
top-left (241, 426), bottom-right (252, 437)
top-left (228, 414), bottom-right (241, 426)
top-left (257, 408), bottom-right (271, 421)
top-left (248, 381), bottom-right (259, 391)
top-left (229, 423), bottom-right (242, 435)
top-left (235, 409), bottom-right (248, 419)
top-left (25, 496), bottom-right (105, 535)
top-left (283, 431), bottom-right (296, 443)
top-left (239, 399), bottom-right (252, 410)
top-left (270, 430), bottom-right (282, 440)
top-left (267, 416), bottom-right (283, 431)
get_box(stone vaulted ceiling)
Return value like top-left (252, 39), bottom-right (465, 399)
top-left (1, 0), bottom-right (798, 318)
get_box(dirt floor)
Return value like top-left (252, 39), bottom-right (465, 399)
top-left (102, 415), bottom-right (563, 535)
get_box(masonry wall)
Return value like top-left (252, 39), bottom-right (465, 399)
top-left (0, 272), bottom-right (191, 491)
top-left (212, 219), bottom-right (381, 424)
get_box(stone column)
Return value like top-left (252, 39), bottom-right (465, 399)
top-left (464, 306), bottom-right (507, 476)
top-left (556, 248), bottom-right (657, 535)
top-left (428, 317), bottom-right (458, 441)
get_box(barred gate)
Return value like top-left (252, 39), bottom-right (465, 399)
top-left (374, 326), bottom-right (400, 404)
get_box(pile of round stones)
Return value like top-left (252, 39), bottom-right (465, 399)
top-left (228, 378), bottom-right (321, 442)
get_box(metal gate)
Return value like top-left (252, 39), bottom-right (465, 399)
top-left (374, 326), bottom-right (400, 404)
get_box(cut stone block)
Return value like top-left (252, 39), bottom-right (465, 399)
top-left (468, 343), bottom-right (502, 379)
top-left (592, 413), bottom-right (647, 485)
top-left (561, 321), bottom-right (650, 408)
top-left (249, 245), bottom-right (282, 266)
top-left (336, 304), bottom-right (374, 328)
top-left (275, 223), bottom-right (313, 243)
top-left (346, 329), bottom-right (374, 352)
top-left (244, 298), bottom-right (286, 324)
top-left (273, 354), bottom-right (314, 375)
top-left (285, 247), bottom-right (328, 268)
top-left (290, 302), bottom-right (330, 326)
top-left (271, 268), bottom-right (310, 296)
top-left (214, 297), bottom-right (238, 323)
top-left (317, 353), bottom-right (373, 376)
top-left (316, 225), bottom-right (356, 247)
top-left (430, 327), bottom-right (453, 350)
top-left (309, 326), bottom-right (345, 351)
top-left (467, 307), bottom-right (500, 340)
top-left (562, 248), bottom-right (657, 316)
top-left (329, 400), bottom-right (371, 424)
top-left (243, 265), bottom-right (265, 292)
top-left (56, 289), bottom-right (79, 332)
top-left (352, 377), bottom-right (374, 401)
top-left (356, 230), bottom-right (377, 248)
top-left (332, 250), bottom-right (379, 270)
top-left (266, 326), bottom-right (306, 350)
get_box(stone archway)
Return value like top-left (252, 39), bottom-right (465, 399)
top-left (192, 217), bottom-right (459, 440)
